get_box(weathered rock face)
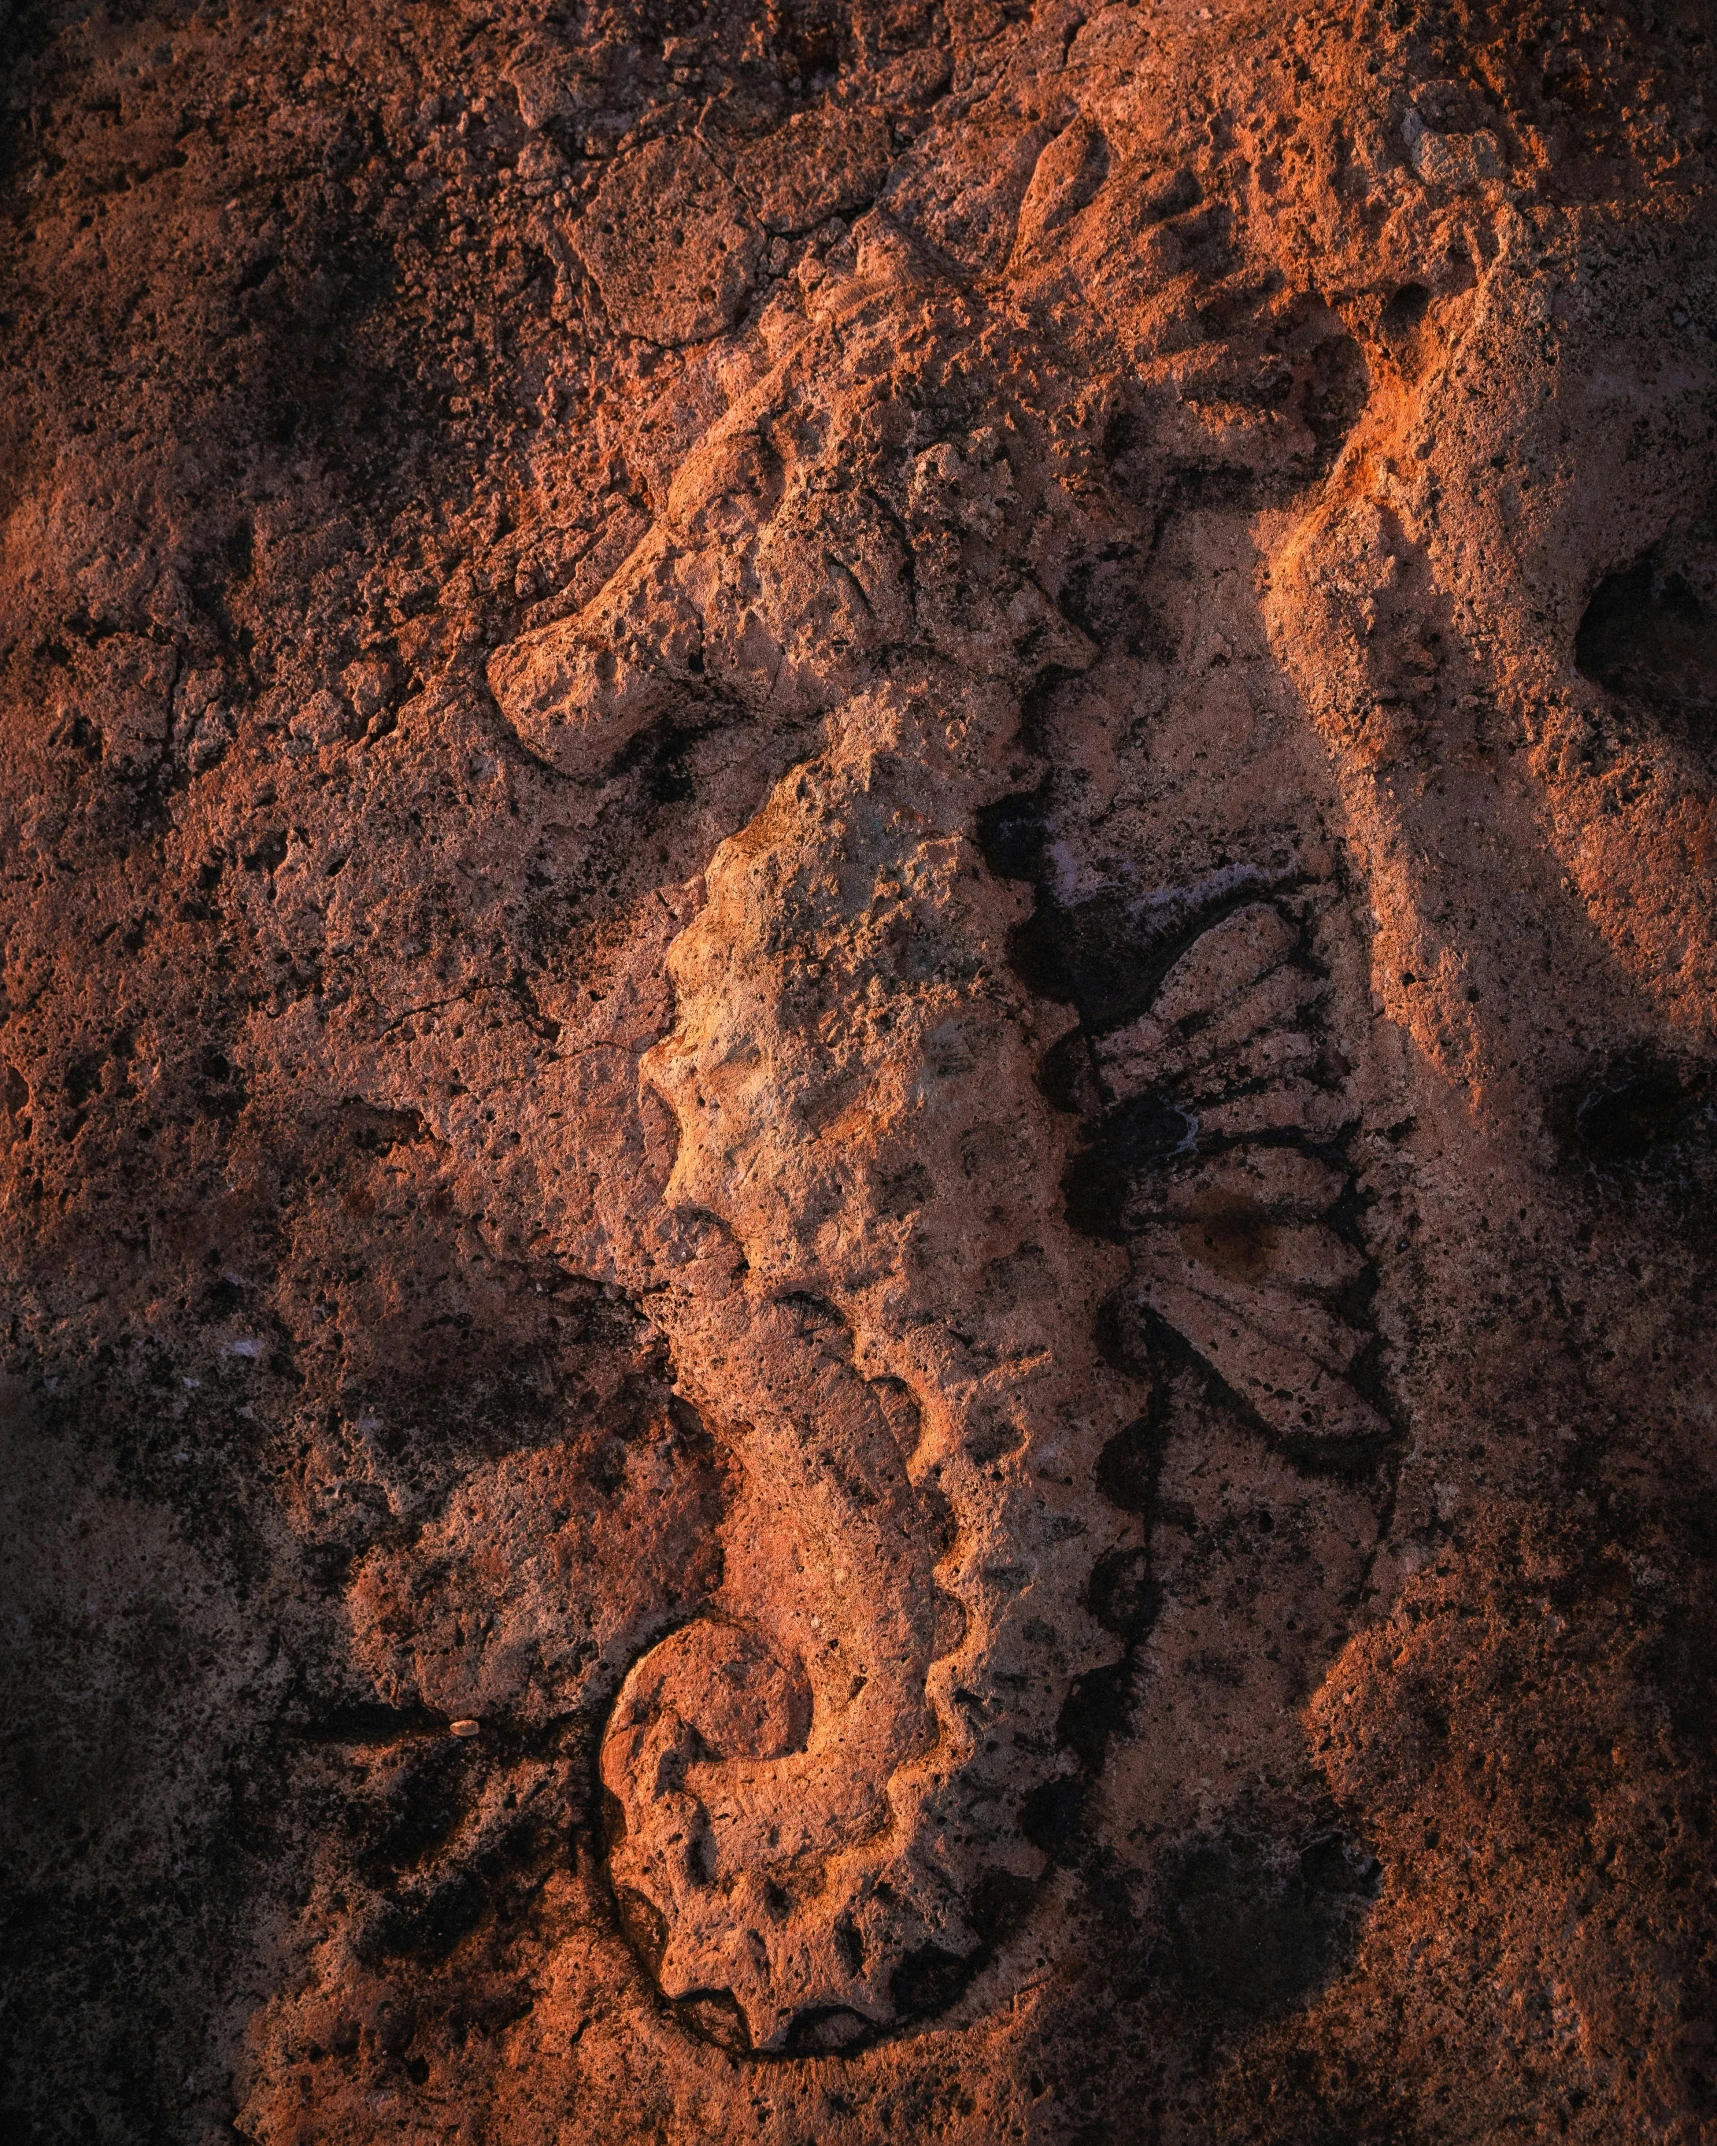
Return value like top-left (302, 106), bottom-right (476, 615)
top-left (3, 1), bottom-right (1716, 2139)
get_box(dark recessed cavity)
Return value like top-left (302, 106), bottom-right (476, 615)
top-left (1575, 536), bottom-right (1717, 759)
top-left (1381, 282), bottom-right (1430, 338)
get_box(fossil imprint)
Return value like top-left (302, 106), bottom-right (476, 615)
top-left (595, 791), bottom-right (1394, 2053)
top-left (599, 675), bottom-right (1138, 2052)
top-left (488, 204), bottom-right (1403, 2052)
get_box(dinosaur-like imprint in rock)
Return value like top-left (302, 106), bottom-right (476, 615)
top-left (487, 206), bottom-right (1393, 2052)
top-left (598, 675), bottom-right (1138, 2051)
top-left (595, 772), bottom-right (1395, 2052)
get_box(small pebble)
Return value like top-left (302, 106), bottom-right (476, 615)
top-left (450, 1719), bottom-right (481, 1738)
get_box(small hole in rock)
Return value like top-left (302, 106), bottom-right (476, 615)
top-left (1381, 283), bottom-right (1430, 338)
top-left (1576, 536), bottom-right (1717, 767)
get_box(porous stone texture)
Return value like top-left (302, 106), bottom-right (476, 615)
top-left (2, 1), bottom-right (1715, 2139)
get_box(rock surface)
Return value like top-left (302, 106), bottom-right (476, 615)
top-left (2, 0), bottom-right (1716, 2139)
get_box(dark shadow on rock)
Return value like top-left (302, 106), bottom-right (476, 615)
top-left (1151, 1826), bottom-right (1381, 2020)
top-left (1577, 531), bottom-right (1717, 772)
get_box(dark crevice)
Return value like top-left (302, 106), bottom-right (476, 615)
top-left (1576, 534), bottom-right (1717, 771)
top-left (979, 780), bottom-right (1408, 1929)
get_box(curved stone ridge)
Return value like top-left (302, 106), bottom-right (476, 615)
top-left (600, 676), bottom-right (1139, 2050)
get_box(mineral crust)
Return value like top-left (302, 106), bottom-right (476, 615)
top-left (2, 1), bottom-right (1716, 2140)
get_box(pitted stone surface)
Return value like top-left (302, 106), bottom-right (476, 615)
top-left (2, 3), bottom-right (1716, 2142)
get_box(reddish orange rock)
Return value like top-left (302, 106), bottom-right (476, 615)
top-left (1, 3), bottom-right (1714, 2142)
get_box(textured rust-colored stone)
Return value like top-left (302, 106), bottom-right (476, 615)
top-left (2, 2), bottom-right (1715, 2141)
